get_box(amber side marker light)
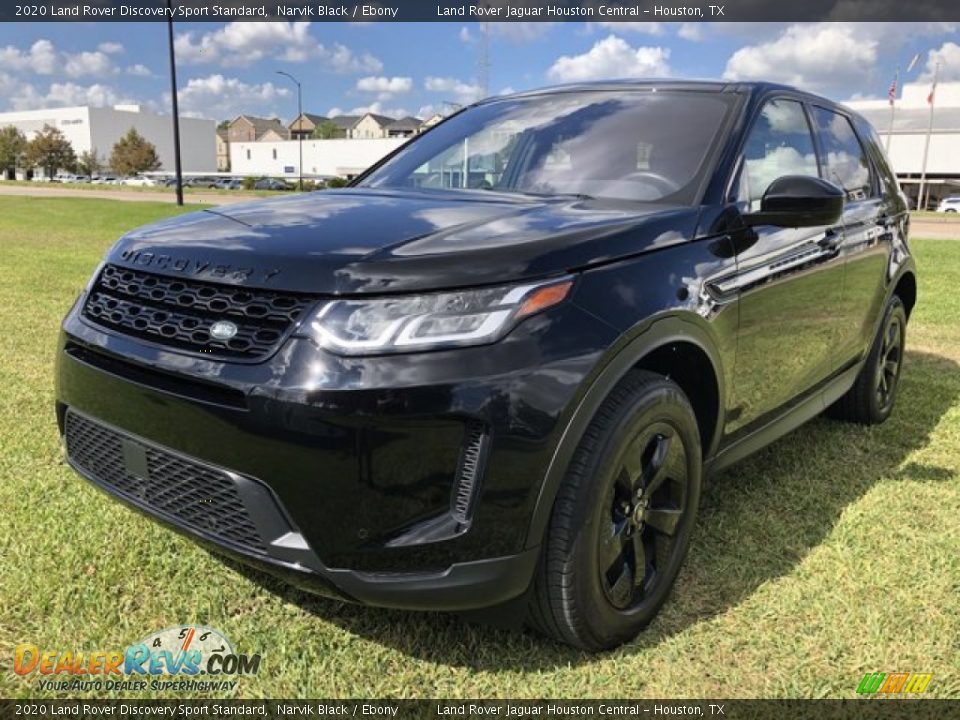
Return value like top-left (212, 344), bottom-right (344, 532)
top-left (517, 280), bottom-right (574, 319)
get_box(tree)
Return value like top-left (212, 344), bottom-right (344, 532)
top-left (23, 124), bottom-right (76, 179)
top-left (217, 120), bottom-right (230, 131)
top-left (77, 148), bottom-right (103, 177)
top-left (312, 120), bottom-right (341, 140)
top-left (0, 126), bottom-right (27, 180)
top-left (109, 128), bottom-right (161, 176)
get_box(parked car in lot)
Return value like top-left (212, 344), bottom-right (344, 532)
top-left (57, 81), bottom-right (916, 650)
top-left (182, 176), bottom-right (218, 188)
top-left (91, 176), bottom-right (117, 185)
top-left (937, 195), bottom-right (960, 212)
top-left (213, 178), bottom-right (243, 190)
top-left (253, 178), bottom-right (292, 191)
top-left (120, 176), bottom-right (157, 187)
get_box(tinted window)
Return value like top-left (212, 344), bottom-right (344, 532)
top-left (361, 91), bottom-right (734, 204)
top-left (812, 107), bottom-right (873, 200)
top-left (852, 116), bottom-right (897, 197)
top-left (736, 99), bottom-right (818, 212)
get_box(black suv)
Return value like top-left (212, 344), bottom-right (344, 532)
top-left (56, 81), bottom-right (916, 650)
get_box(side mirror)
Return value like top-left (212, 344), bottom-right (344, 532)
top-left (743, 175), bottom-right (844, 228)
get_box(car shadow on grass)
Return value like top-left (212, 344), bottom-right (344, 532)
top-left (220, 350), bottom-right (959, 670)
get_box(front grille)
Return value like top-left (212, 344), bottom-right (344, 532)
top-left (65, 411), bottom-right (267, 554)
top-left (82, 264), bottom-right (314, 360)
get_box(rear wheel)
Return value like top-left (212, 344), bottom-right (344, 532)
top-left (528, 370), bottom-right (702, 651)
top-left (829, 295), bottom-right (907, 425)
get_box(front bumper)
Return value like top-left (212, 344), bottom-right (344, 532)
top-left (56, 296), bottom-right (616, 610)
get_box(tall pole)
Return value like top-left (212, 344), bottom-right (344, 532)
top-left (166, 0), bottom-right (184, 206)
top-left (918, 61), bottom-right (938, 211)
top-left (297, 82), bottom-right (302, 191)
top-left (886, 66), bottom-right (898, 154)
top-left (276, 71), bottom-right (303, 191)
top-left (478, 22), bottom-right (490, 99)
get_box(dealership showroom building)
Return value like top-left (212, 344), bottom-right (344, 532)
top-left (0, 103), bottom-right (216, 176)
top-left (847, 80), bottom-right (960, 209)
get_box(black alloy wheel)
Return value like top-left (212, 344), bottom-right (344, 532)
top-left (828, 294), bottom-right (908, 425)
top-left (598, 424), bottom-right (689, 612)
top-left (875, 310), bottom-right (904, 414)
top-left (529, 370), bottom-right (703, 651)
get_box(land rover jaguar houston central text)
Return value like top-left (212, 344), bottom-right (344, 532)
top-left (57, 81), bottom-right (916, 650)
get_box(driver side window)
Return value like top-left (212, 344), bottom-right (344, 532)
top-left (735, 99), bottom-right (819, 212)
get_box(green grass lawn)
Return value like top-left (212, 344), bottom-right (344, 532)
top-left (912, 210), bottom-right (960, 222)
top-left (1, 196), bottom-right (958, 699)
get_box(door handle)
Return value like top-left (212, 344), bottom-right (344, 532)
top-left (818, 230), bottom-right (841, 249)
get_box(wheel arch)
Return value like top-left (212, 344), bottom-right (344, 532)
top-left (633, 340), bottom-right (720, 460)
top-left (524, 314), bottom-right (726, 549)
top-left (892, 270), bottom-right (917, 320)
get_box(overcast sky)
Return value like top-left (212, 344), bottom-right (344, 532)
top-left (0, 21), bottom-right (957, 121)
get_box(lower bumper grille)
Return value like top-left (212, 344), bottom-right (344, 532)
top-left (64, 410), bottom-right (267, 554)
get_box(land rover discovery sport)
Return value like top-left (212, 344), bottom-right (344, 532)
top-left (56, 81), bottom-right (916, 650)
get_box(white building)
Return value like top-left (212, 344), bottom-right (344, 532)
top-left (0, 104), bottom-right (216, 175)
top-left (846, 81), bottom-right (960, 208)
top-left (230, 137), bottom-right (406, 179)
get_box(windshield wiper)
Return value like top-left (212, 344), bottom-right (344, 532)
top-left (492, 188), bottom-right (596, 201)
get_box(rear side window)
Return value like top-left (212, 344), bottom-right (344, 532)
top-left (735, 99), bottom-right (819, 212)
top-left (811, 107), bottom-right (873, 201)
top-left (855, 118), bottom-right (899, 198)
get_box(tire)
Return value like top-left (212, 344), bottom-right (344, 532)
top-left (828, 295), bottom-right (907, 425)
top-left (528, 370), bottom-right (703, 651)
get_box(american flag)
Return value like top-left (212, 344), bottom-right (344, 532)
top-left (928, 77), bottom-right (937, 105)
top-left (888, 76), bottom-right (897, 106)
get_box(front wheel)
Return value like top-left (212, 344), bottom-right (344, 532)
top-left (528, 370), bottom-right (702, 651)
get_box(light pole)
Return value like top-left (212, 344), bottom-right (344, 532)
top-left (276, 71), bottom-right (303, 191)
top-left (166, 0), bottom-right (183, 205)
top-left (918, 60), bottom-right (939, 212)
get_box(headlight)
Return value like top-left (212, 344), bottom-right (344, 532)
top-left (84, 261), bottom-right (106, 293)
top-left (301, 277), bottom-right (574, 356)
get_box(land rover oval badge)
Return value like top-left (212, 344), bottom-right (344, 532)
top-left (210, 320), bottom-right (239, 340)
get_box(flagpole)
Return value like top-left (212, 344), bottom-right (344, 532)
top-left (918, 61), bottom-right (939, 211)
top-left (886, 66), bottom-right (898, 154)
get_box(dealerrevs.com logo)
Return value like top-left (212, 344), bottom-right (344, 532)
top-left (14, 626), bottom-right (261, 693)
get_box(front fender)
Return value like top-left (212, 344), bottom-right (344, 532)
top-left (523, 312), bottom-right (728, 549)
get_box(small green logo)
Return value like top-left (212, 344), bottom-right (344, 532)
top-left (857, 672), bottom-right (933, 694)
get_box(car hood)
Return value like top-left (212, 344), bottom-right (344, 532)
top-left (107, 188), bottom-right (700, 294)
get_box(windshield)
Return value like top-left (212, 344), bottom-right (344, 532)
top-left (359, 90), bottom-right (734, 204)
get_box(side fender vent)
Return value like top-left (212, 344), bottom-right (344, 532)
top-left (451, 421), bottom-right (490, 525)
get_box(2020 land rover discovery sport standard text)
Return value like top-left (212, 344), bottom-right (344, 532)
top-left (57, 81), bottom-right (916, 650)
